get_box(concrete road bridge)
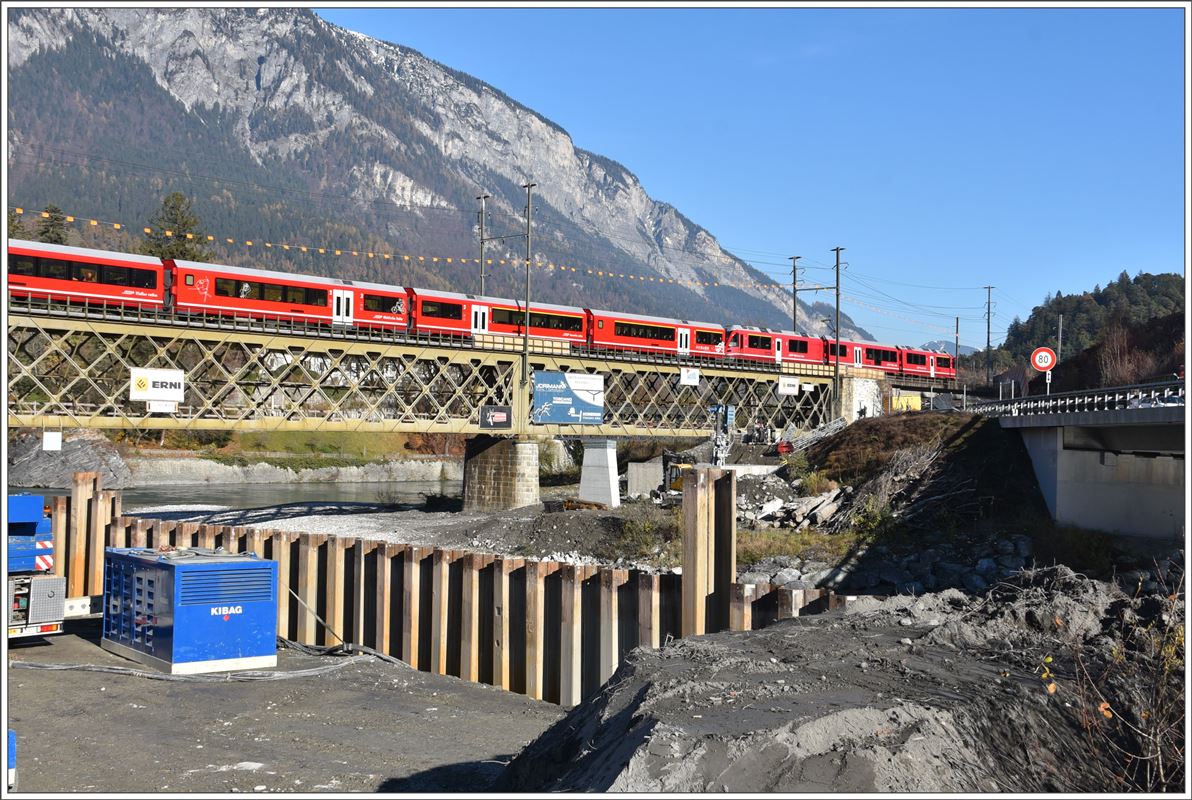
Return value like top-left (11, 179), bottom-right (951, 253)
top-left (7, 299), bottom-right (956, 509)
top-left (971, 380), bottom-right (1185, 539)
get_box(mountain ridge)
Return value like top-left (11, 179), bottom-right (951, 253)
top-left (7, 7), bottom-right (874, 339)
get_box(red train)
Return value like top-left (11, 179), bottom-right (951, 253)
top-left (6, 239), bottom-right (956, 379)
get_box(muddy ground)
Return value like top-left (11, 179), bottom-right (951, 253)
top-left (7, 619), bottom-right (563, 793)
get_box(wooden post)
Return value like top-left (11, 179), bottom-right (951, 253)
top-left (681, 468), bottom-right (709, 637)
top-left (712, 470), bottom-right (736, 633)
top-left (491, 558), bottom-right (520, 690)
top-left (459, 553), bottom-right (481, 683)
top-left (775, 587), bottom-right (795, 621)
top-left (789, 588), bottom-right (806, 617)
top-left (524, 560), bottom-right (547, 700)
top-left (325, 538), bottom-right (347, 644)
top-left (296, 533), bottom-right (320, 644)
top-left (86, 481), bottom-right (107, 596)
top-left (273, 531), bottom-right (291, 638)
top-left (598, 568), bottom-right (628, 685)
top-left (637, 572), bottom-right (661, 650)
top-left (730, 583), bottom-right (756, 631)
top-left (51, 496), bottom-right (68, 579)
top-left (559, 564), bottom-right (583, 708)
top-left (248, 528), bottom-right (265, 558)
top-left (198, 524), bottom-right (216, 550)
top-left (402, 547), bottom-right (424, 669)
top-left (430, 549), bottom-right (452, 674)
top-left (131, 518), bottom-right (149, 549)
top-left (375, 545), bottom-right (399, 655)
top-left (353, 539), bottom-right (367, 645)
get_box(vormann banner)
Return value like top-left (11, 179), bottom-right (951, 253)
top-left (531, 371), bottom-right (604, 425)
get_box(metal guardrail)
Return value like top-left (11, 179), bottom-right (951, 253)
top-left (969, 380), bottom-right (1185, 417)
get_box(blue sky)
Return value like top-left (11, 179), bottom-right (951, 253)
top-left (316, 6), bottom-right (1186, 349)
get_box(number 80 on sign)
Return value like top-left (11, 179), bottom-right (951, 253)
top-left (1031, 347), bottom-right (1057, 372)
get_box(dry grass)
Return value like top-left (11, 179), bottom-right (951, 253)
top-left (737, 526), bottom-right (862, 566)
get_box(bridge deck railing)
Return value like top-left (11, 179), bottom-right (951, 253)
top-left (969, 379), bottom-right (1185, 417)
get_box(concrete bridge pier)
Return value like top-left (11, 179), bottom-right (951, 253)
top-left (462, 435), bottom-right (540, 512)
top-left (578, 438), bottom-right (620, 508)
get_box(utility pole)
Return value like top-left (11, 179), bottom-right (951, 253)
top-left (788, 255), bottom-right (801, 333)
top-left (1057, 313), bottom-right (1063, 362)
top-left (521, 182), bottom-right (536, 386)
top-left (832, 247), bottom-right (844, 418)
top-left (954, 316), bottom-right (960, 363)
top-left (477, 194), bottom-right (491, 296)
top-left (984, 285), bottom-right (994, 388)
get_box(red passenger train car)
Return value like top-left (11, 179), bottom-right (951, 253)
top-left (407, 289), bottom-right (587, 343)
top-left (588, 309), bottom-right (725, 357)
top-left (7, 240), bottom-right (166, 308)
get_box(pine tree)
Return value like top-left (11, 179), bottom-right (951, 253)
top-left (7, 208), bottom-right (25, 238)
top-left (33, 204), bottom-right (69, 244)
top-left (137, 192), bottom-right (213, 261)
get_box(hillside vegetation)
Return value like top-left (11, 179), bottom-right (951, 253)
top-left (958, 271), bottom-right (1183, 388)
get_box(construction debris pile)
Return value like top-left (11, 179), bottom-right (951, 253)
top-left (496, 565), bottom-right (1185, 793)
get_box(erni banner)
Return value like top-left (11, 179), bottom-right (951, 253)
top-left (129, 368), bottom-right (185, 403)
top-left (532, 371), bottom-right (605, 425)
top-left (776, 376), bottom-right (801, 396)
top-left (679, 367), bottom-right (700, 386)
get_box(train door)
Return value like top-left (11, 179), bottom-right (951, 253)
top-left (775, 338), bottom-right (783, 363)
top-left (332, 289), bottom-right (354, 326)
top-left (929, 356), bottom-right (936, 378)
top-left (471, 304), bottom-right (489, 334)
top-left (854, 347), bottom-right (862, 367)
top-left (677, 328), bottom-right (690, 356)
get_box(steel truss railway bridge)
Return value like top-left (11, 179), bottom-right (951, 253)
top-left (7, 298), bottom-right (956, 508)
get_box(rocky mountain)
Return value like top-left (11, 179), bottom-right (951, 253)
top-left (920, 340), bottom-right (977, 356)
top-left (6, 7), bottom-right (872, 339)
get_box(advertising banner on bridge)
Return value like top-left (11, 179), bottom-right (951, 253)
top-left (776, 376), bottom-right (801, 395)
top-left (679, 367), bottom-right (700, 386)
top-left (129, 368), bottom-right (185, 402)
top-left (479, 405), bottom-right (513, 430)
top-left (532, 371), bottom-right (604, 425)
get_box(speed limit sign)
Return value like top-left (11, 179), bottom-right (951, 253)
top-left (1031, 347), bottom-right (1057, 371)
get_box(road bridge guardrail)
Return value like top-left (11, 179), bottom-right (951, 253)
top-left (969, 380), bottom-right (1184, 418)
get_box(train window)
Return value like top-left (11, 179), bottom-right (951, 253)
top-left (729, 334), bottom-right (739, 346)
top-left (184, 274), bottom-right (195, 286)
top-left (787, 339), bottom-right (809, 354)
top-left (531, 312), bottom-right (583, 332)
top-left (747, 335), bottom-right (772, 350)
top-left (906, 353), bottom-right (927, 366)
top-left (238, 281), bottom-right (260, 300)
top-left (42, 260), bottom-right (69, 281)
top-left (422, 300), bottom-right (463, 320)
top-left (937, 357), bottom-right (951, 369)
top-left (597, 320), bottom-right (604, 329)
top-left (72, 262), bottom-right (99, 283)
top-left (614, 321), bottom-right (675, 341)
top-left (262, 283), bottom-right (284, 303)
top-left (305, 288), bottom-right (327, 307)
top-left (215, 278), bottom-right (237, 297)
top-left (10, 257), bottom-right (37, 275)
top-left (695, 330), bottom-right (723, 346)
top-left (364, 294), bottom-right (405, 313)
top-left (865, 348), bottom-right (877, 361)
top-left (284, 285), bottom-right (304, 305)
top-left (101, 265), bottom-right (129, 286)
top-left (492, 308), bottom-right (525, 327)
top-left (828, 343), bottom-right (849, 357)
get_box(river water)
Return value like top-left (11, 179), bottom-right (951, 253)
top-left (7, 480), bottom-right (463, 510)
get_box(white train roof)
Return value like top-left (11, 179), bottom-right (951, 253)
top-left (9, 239), bottom-right (163, 266)
top-left (588, 308), bottom-right (724, 329)
top-left (411, 288), bottom-right (584, 315)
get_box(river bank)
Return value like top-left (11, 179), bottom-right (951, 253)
top-left (7, 429), bottom-right (573, 489)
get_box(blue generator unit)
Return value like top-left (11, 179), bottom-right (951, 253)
top-left (101, 547), bottom-right (278, 674)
